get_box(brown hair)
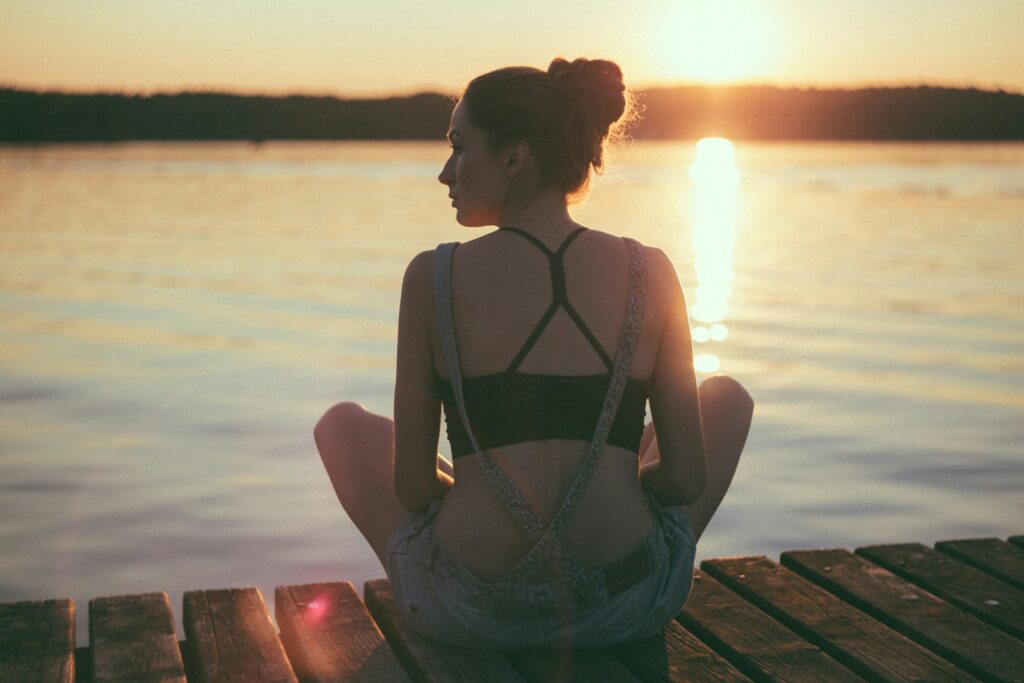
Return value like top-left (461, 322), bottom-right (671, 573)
top-left (461, 57), bottom-right (633, 197)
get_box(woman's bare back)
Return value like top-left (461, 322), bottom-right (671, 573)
top-left (430, 226), bottom-right (669, 581)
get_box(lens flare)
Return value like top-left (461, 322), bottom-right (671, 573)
top-left (694, 353), bottom-right (721, 373)
top-left (301, 596), bottom-right (330, 624)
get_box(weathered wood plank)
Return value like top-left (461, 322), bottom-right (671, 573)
top-left (0, 598), bottom-right (75, 683)
top-left (362, 579), bottom-right (524, 683)
top-left (274, 581), bottom-right (408, 682)
top-left (609, 621), bottom-right (751, 682)
top-left (935, 538), bottom-right (1024, 591)
top-left (703, 556), bottom-right (969, 682)
top-left (677, 569), bottom-right (860, 682)
top-left (858, 543), bottom-right (1024, 639)
top-left (89, 592), bottom-right (185, 683)
top-left (183, 587), bottom-right (297, 683)
top-left (783, 548), bottom-right (1024, 682)
top-left (505, 648), bottom-right (640, 682)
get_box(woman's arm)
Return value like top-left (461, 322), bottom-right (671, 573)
top-left (393, 250), bottom-right (452, 512)
top-left (641, 248), bottom-right (708, 506)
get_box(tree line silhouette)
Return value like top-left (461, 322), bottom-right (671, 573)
top-left (1, 85), bottom-right (1021, 142)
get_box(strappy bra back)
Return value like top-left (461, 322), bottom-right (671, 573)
top-left (502, 226), bottom-right (613, 373)
top-left (432, 229), bottom-right (649, 601)
top-left (435, 227), bottom-right (649, 458)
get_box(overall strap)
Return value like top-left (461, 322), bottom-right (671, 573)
top-left (499, 236), bottom-right (648, 594)
top-left (432, 242), bottom-right (548, 540)
top-left (434, 243), bottom-right (597, 590)
top-left (539, 237), bottom-right (647, 536)
top-left (431, 237), bottom-right (648, 597)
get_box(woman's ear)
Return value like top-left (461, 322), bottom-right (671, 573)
top-left (503, 141), bottom-right (530, 177)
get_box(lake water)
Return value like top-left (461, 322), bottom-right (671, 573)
top-left (1, 140), bottom-right (1022, 643)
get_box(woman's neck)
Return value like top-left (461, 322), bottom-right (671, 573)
top-left (498, 187), bottom-right (580, 238)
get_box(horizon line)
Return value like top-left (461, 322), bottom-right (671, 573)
top-left (2, 79), bottom-right (1022, 99)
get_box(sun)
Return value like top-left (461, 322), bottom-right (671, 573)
top-left (653, 0), bottom-right (777, 84)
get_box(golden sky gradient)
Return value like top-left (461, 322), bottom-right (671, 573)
top-left (2, 0), bottom-right (1022, 96)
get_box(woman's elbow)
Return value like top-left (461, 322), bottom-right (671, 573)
top-left (642, 460), bottom-right (706, 506)
top-left (393, 476), bottom-right (421, 513)
top-left (674, 476), bottom-right (706, 506)
top-left (664, 457), bottom-right (707, 505)
top-left (393, 469), bottom-right (437, 513)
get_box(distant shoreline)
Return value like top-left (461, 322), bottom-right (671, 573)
top-left (3, 85), bottom-right (1022, 142)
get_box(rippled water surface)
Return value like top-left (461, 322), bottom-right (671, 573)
top-left (1, 140), bottom-right (1022, 641)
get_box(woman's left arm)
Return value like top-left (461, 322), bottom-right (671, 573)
top-left (393, 250), bottom-right (452, 512)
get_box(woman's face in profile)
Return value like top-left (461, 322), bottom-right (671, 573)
top-left (438, 101), bottom-right (510, 227)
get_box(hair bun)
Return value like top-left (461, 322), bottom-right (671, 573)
top-left (461, 58), bottom-right (632, 197)
top-left (547, 57), bottom-right (627, 131)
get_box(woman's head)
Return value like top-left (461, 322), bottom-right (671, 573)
top-left (440, 57), bottom-right (632, 215)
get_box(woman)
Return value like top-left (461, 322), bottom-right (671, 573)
top-left (315, 57), bottom-right (753, 649)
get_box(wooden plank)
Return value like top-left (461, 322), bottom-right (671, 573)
top-left (677, 569), bottom-right (860, 682)
top-left (0, 598), bottom-right (75, 683)
top-left (89, 592), bottom-right (185, 683)
top-left (783, 548), bottom-right (1024, 682)
top-left (703, 556), bottom-right (969, 682)
top-left (858, 543), bottom-right (1024, 639)
top-left (183, 587), bottom-right (297, 683)
top-left (362, 579), bottom-right (524, 683)
top-left (609, 621), bottom-right (751, 682)
top-left (274, 581), bottom-right (408, 682)
top-left (505, 648), bottom-right (640, 682)
top-left (935, 538), bottom-right (1024, 591)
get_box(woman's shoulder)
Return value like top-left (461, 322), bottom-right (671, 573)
top-left (583, 229), bottom-right (675, 286)
top-left (403, 249), bottom-right (435, 281)
top-left (641, 244), bottom-right (676, 282)
top-left (412, 228), bottom-right (676, 290)
top-left (399, 249), bottom-right (436, 312)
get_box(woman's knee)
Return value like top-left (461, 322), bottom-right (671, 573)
top-left (314, 401), bottom-right (391, 458)
top-left (315, 401), bottom-right (364, 437)
top-left (314, 401), bottom-right (394, 506)
top-left (699, 375), bottom-right (754, 420)
top-left (315, 401), bottom-right (361, 448)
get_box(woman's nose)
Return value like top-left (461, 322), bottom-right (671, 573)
top-left (438, 158), bottom-right (454, 186)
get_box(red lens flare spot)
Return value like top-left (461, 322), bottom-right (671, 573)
top-left (301, 596), bottom-right (330, 623)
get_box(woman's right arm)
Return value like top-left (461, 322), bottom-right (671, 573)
top-left (393, 250), bottom-right (451, 512)
top-left (641, 248), bottom-right (708, 506)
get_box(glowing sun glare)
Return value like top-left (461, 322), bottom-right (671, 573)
top-left (688, 136), bottom-right (740, 374)
top-left (657, 0), bottom-right (775, 83)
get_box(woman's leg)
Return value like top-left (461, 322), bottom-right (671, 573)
top-left (314, 401), bottom-right (416, 565)
top-left (640, 375), bottom-right (753, 541)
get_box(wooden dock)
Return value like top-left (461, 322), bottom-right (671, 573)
top-left (2, 535), bottom-right (1022, 682)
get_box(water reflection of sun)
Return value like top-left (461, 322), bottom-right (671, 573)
top-left (689, 137), bottom-right (739, 374)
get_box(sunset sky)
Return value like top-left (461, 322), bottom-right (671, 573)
top-left (2, 0), bottom-right (1022, 96)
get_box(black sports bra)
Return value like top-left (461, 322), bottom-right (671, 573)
top-left (435, 226), bottom-right (649, 458)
